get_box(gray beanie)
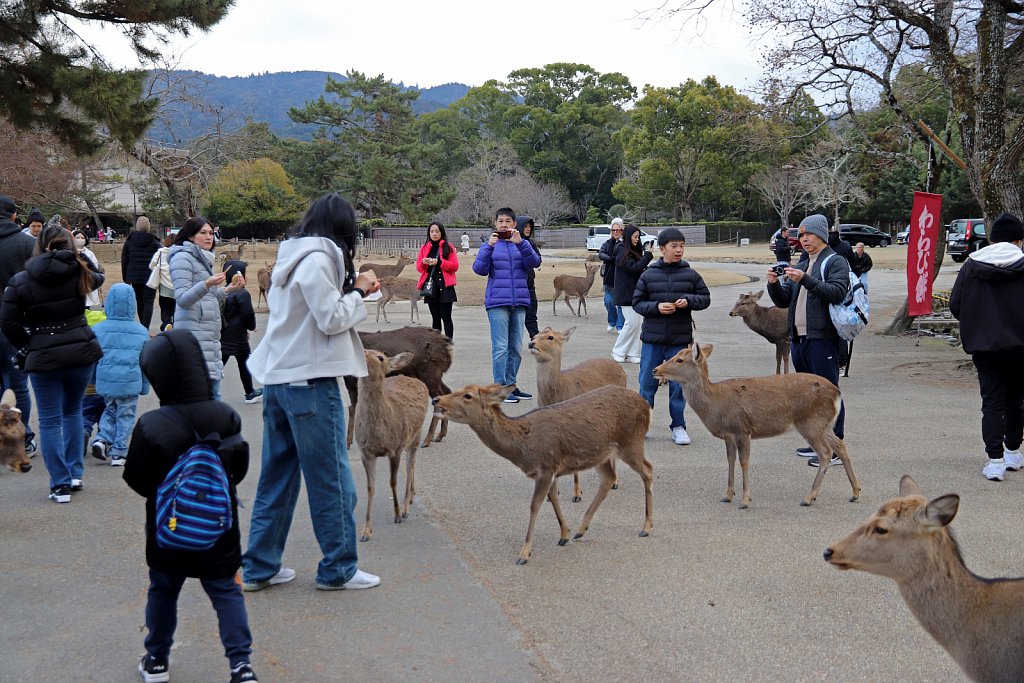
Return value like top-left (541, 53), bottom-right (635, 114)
top-left (799, 214), bottom-right (829, 243)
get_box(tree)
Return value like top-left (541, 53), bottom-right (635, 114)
top-left (795, 137), bottom-right (869, 226)
top-left (750, 164), bottom-right (805, 230)
top-left (0, 119), bottom-right (77, 205)
top-left (203, 159), bottom-right (301, 232)
top-left (0, 1), bottom-right (231, 154)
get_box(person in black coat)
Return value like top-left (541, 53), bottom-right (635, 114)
top-left (221, 260), bottom-right (261, 403)
top-left (123, 329), bottom-right (258, 683)
top-left (121, 216), bottom-right (162, 329)
top-left (599, 219), bottom-right (624, 332)
top-left (773, 230), bottom-right (792, 264)
top-left (517, 216), bottom-right (542, 339)
top-left (611, 224), bottom-right (654, 362)
top-left (849, 242), bottom-right (873, 292)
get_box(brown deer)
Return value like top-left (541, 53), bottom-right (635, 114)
top-left (653, 343), bottom-right (859, 508)
top-left (358, 253), bottom-right (413, 279)
top-left (375, 276), bottom-right (421, 323)
top-left (256, 262), bottom-right (273, 310)
top-left (354, 350), bottom-right (430, 542)
top-left (0, 389), bottom-right (30, 473)
top-left (217, 241), bottom-right (246, 265)
top-left (432, 383), bottom-right (653, 565)
top-left (728, 291), bottom-right (791, 374)
top-left (826, 475), bottom-right (1024, 683)
top-left (552, 262), bottom-right (600, 317)
top-left (528, 326), bottom-right (626, 502)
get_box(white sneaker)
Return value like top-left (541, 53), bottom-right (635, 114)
top-left (242, 566), bottom-right (296, 592)
top-left (606, 326), bottom-right (615, 333)
top-left (316, 568), bottom-right (381, 590)
top-left (611, 353), bottom-right (626, 363)
top-left (1004, 449), bottom-right (1024, 471)
top-left (984, 459), bottom-right (1007, 481)
top-left (672, 426), bottom-right (691, 445)
top-left (625, 356), bottom-right (641, 364)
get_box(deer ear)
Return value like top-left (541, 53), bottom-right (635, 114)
top-left (753, 290), bottom-right (764, 301)
top-left (563, 326), bottom-right (576, 340)
top-left (492, 385), bottom-right (516, 402)
top-left (899, 475), bottom-right (924, 497)
top-left (920, 494), bottom-right (959, 529)
top-left (389, 352), bottom-right (415, 373)
top-left (701, 343), bottom-right (714, 358)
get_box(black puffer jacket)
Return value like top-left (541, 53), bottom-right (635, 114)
top-left (767, 247), bottom-right (850, 341)
top-left (950, 244), bottom-right (1024, 354)
top-left (0, 218), bottom-right (35, 290)
top-left (632, 259), bottom-right (711, 345)
top-left (123, 330), bottom-right (249, 579)
top-left (121, 230), bottom-right (162, 284)
top-left (221, 289), bottom-right (256, 356)
top-left (612, 240), bottom-right (653, 306)
top-left (0, 250), bottom-right (104, 371)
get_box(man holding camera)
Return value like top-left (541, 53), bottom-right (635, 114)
top-left (472, 207), bottom-right (541, 403)
top-left (766, 214), bottom-right (851, 467)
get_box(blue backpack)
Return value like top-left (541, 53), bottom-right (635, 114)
top-left (820, 254), bottom-right (870, 341)
top-left (155, 410), bottom-right (241, 551)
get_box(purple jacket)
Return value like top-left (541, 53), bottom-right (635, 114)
top-left (472, 239), bottom-right (540, 309)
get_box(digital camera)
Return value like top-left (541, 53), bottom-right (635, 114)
top-left (772, 264), bottom-right (787, 276)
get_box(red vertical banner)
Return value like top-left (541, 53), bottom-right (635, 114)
top-left (907, 191), bottom-right (943, 316)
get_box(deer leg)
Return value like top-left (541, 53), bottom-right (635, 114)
top-left (801, 433), bottom-right (833, 507)
top-left (388, 452), bottom-right (402, 524)
top-left (518, 473), bottom-right (554, 565)
top-left (360, 456), bottom-right (377, 542)
top-left (737, 436), bottom-right (753, 509)
top-left (580, 296), bottom-right (587, 318)
top-left (546, 480), bottom-right (571, 546)
top-left (572, 472), bottom-right (583, 502)
top-left (573, 458), bottom-right (617, 540)
top-left (563, 295), bottom-right (576, 317)
top-left (436, 416), bottom-right (448, 442)
top-left (829, 434), bottom-right (860, 502)
top-left (401, 444), bottom-right (416, 519)
top-left (775, 345), bottom-right (783, 375)
top-left (616, 444), bottom-right (654, 537)
top-left (610, 455), bottom-right (619, 490)
top-left (722, 439), bottom-right (737, 503)
top-left (346, 404), bottom-right (355, 448)
top-left (552, 292), bottom-right (559, 316)
top-left (420, 414), bottom-right (438, 448)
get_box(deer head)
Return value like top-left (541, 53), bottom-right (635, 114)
top-left (432, 384), bottom-right (514, 422)
top-left (653, 343), bottom-right (714, 385)
top-left (0, 389), bottom-right (29, 473)
top-left (363, 350), bottom-right (415, 380)
top-left (729, 291), bottom-right (764, 318)
top-left (527, 326), bottom-right (576, 362)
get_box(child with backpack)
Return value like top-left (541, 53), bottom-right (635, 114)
top-left (123, 330), bottom-right (257, 683)
top-left (221, 260), bottom-right (262, 404)
top-left (90, 284), bottom-right (150, 467)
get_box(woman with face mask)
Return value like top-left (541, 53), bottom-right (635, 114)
top-left (72, 230), bottom-right (104, 309)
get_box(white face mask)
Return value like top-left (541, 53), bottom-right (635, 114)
top-left (73, 238), bottom-right (86, 249)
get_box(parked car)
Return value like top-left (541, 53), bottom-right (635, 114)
top-left (767, 227), bottom-right (802, 253)
top-left (839, 223), bottom-right (891, 247)
top-left (947, 218), bottom-right (987, 262)
top-left (895, 228), bottom-right (910, 244)
top-left (585, 225), bottom-right (658, 251)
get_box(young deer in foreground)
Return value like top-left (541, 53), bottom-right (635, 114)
top-left (358, 253), bottom-right (413, 279)
top-left (653, 343), bottom-right (859, 508)
top-left (552, 262), bottom-right (600, 317)
top-left (375, 276), bottom-right (421, 324)
top-left (528, 326), bottom-right (626, 502)
top-left (728, 291), bottom-right (791, 374)
top-left (0, 389), bottom-right (30, 473)
top-left (826, 475), bottom-right (1024, 683)
top-left (354, 350), bottom-right (430, 542)
top-left (432, 383), bottom-right (653, 565)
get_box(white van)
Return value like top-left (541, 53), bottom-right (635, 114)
top-left (585, 225), bottom-right (659, 251)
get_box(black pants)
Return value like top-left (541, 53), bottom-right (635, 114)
top-left (427, 300), bottom-right (454, 338)
top-left (131, 283), bottom-right (156, 330)
top-left (157, 295), bottom-right (175, 331)
top-left (525, 285), bottom-right (539, 339)
top-left (791, 336), bottom-right (845, 438)
top-left (972, 352), bottom-right (1024, 459)
top-left (223, 350), bottom-right (254, 395)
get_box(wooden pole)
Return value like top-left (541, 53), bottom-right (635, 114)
top-left (916, 120), bottom-right (968, 170)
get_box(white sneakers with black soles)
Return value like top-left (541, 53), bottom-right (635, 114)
top-left (241, 566), bottom-right (296, 592)
top-left (315, 568), bottom-right (381, 590)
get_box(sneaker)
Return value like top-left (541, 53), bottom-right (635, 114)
top-left (70, 479), bottom-right (83, 492)
top-left (242, 567), bottom-right (296, 592)
top-left (315, 568), bottom-right (381, 591)
top-left (808, 454), bottom-right (843, 467)
top-left (606, 325), bottom-right (615, 333)
top-left (503, 394), bottom-right (519, 404)
top-left (48, 485), bottom-right (71, 503)
top-left (672, 426), bottom-right (691, 445)
top-left (1003, 449), bottom-right (1023, 471)
top-left (138, 654), bottom-right (170, 683)
top-left (511, 388), bottom-right (532, 400)
top-left (984, 458), bottom-right (1007, 481)
top-left (795, 447), bottom-right (816, 458)
top-left (110, 455), bottom-right (126, 467)
top-left (244, 388), bottom-right (264, 404)
top-left (91, 441), bottom-right (108, 462)
top-left (25, 434), bottom-right (37, 458)
top-left (229, 663), bottom-right (258, 683)
top-left (611, 353), bottom-right (626, 363)
top-left (625, 356), bottom-right (641, 364)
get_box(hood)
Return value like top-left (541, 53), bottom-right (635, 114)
top-left (0, 217), bottom-right (21, 239)
top-left (272, 237), bottom-right (345, 288)
top-left (647, 258), bottom-right (692, 270)
top-left (168, 241), bottom-right (214, 274)
top-left (104, 283), bottom-right (138, 321)
top-left (966, 242), bottom-right (1024, 281)
top-left (25, 250), bottom-right (80, 285)
top-left (141, 330), bottom-right (212, 405)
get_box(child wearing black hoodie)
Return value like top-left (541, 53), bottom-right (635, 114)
top-left (221, 260), bottom-right (262, 403)
top-left (123, 330), bottom-right (257, 683)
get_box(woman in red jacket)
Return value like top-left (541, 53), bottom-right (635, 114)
top-left (416, 221), bottom-right (459, 338)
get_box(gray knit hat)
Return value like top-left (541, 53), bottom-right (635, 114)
top-left (799, 214), bottom-right (829, 243)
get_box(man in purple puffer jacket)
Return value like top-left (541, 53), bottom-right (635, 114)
top-left (472, 207), bottom-right (541, 403)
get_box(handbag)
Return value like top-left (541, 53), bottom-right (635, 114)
top-left (145, 252), bottom-right (162, 290)
top-left (420, 267), bottom-right (437, 298)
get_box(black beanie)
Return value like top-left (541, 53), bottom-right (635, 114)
top-left (989, 213), bottom-right (1024, 243)
top-left (26, 209), bottom-right (45, 225)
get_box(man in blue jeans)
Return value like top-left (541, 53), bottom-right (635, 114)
top-left (632, 228), bottom-right (710, 445)
top-left (473, 207), bottom-right (541, 404)
top-left (0, 195), bottom-right (37, 455)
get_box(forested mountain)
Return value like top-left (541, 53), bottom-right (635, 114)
top-left (154, 70), bottom-right (470, 142)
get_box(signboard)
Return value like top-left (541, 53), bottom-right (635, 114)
top-left (907, 192), bottom-right (943, 316)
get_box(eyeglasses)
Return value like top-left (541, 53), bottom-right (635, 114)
top-left (611, 228), bottom-right (623, 233)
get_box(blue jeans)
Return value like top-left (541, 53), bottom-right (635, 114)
top-left (791, 337), bottom-right (845, 438)
top-left (603, 287), bottom-right (623, 329)
top-left (30, 364), bottom-right (92, 489)
top-left (0, 330), bottom-right (33, 440)
top-left (211, 378), bottom-right (221, 401)
top-left (486, 306), bottom-right (526, 386)
top-left (82, 393), bottom-right (105, 440)
top-left (243, 378), bottom-right (360, 587)
top-left (144, 568), bottom-right (252, 667)
top-left (96, 395), bottom-right (139, 457)
top-left (638, 342), bottom-right (688, 429)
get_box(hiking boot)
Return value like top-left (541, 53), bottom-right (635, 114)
top-left (110, 455), bottom-right (126, 467)
top-left (795, 447), bottom-right (816, 457)
top-left (672, 426), bottom-right (691, 445)
top-left (91, 441), bottom-right (108, 462)
top-left (244, 388), bottom-right (264, 404)
top-left (139, 654), bottom-right (170, 683)
top-left (242, 567), bottom-right (296, 592)
top-left (229, 663), bottom-right (258, 683)
top-left (511, 388), bottom-right (532, 400)
top-left (503, 394), bottom-right (519, 404)
top-left (984, 458), bottom-right (1007, 481)
top-left (315, 568), bottom-right (381, 591)
top-left (808, 454), bottom-right (842, 467)
top-left (1003, 449), bottom-right (1023, 471)
top-left (70, 479), bottom-right (84, 492)
top-left (48, 485), bottom-right (71, 504)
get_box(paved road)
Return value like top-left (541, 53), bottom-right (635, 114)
top-left (1, 260), bottom-right (994, 682)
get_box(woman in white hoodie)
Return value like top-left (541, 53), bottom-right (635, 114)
top-left (241, 193), bottom-right (383, 592)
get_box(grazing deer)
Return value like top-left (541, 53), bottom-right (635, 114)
top-left (0, 389), bottom-right (30, 473)
top-left (528, 326), bottom-right (627, 502)
top-left (826, 475), bottom-right (1024, 683)
top-left (552, 262), bottom-right (600, 317)
top-left (256, 262), bottom-right (273, 310)
top-left (376, 276), bottom-right (421, 323)
top-left (359, 253), bottom-right (413, 279)
top-left (729, 291), bottom-right (791, 374)
top-left (432, 384), bottom-right (653, 565)
top-left (653, 343), bottom-right (859, 507)
top-left (354, 350), bottom-right (430, 542)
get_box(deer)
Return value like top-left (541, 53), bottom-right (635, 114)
top-left (358, 253), bottom-right (413, 279)
top-left (826, 475), bottom-right (1024, 683)
top-left (432, 383), bottom-right (653, 565)
top-left (375, 276), bottom-right (421, 323)
top-left (0, 389), bottom-right (30, 473)
top-left (552, 262), bottom-right (600, 317)
top-left (354, 350), bottom-right (430, 542)
top-left (217, 242), bottom-right (246, 265)
top-left (728, 291), bottom-right (791, 374)
top-left (528, 326), bottom-right (627, 502)
top-left (653, 343), bottom-right (859, 508)
top-left (256, 261), bottom-right (273, 310)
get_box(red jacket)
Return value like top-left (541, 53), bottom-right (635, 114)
top-left (416, 240), bottom-right (459, 289)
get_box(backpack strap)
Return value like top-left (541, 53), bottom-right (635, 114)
top-left (160, 407), bottom-right (244, 452)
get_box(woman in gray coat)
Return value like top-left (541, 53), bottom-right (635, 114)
top-left (168, 216), bottom-right (245, 399)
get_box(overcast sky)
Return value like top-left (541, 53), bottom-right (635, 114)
top-left (81, 0), bottom-right (766, 93)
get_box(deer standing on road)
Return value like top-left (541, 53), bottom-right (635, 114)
top-left (375, 276), bottom-right (421, 323)
top-left (729, 291), bottom-right (791, 374)
top-left (256, 262), bottom-right (273, 310)
top-left (359, 253), bottom-right (413, 279)
top-left (552, 262), bottom-right (600, 317)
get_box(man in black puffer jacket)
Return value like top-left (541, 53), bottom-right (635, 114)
top-left (633, 227), bottom-right (711, 446)
top-left (121, 216), bottom-right (162, 329)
